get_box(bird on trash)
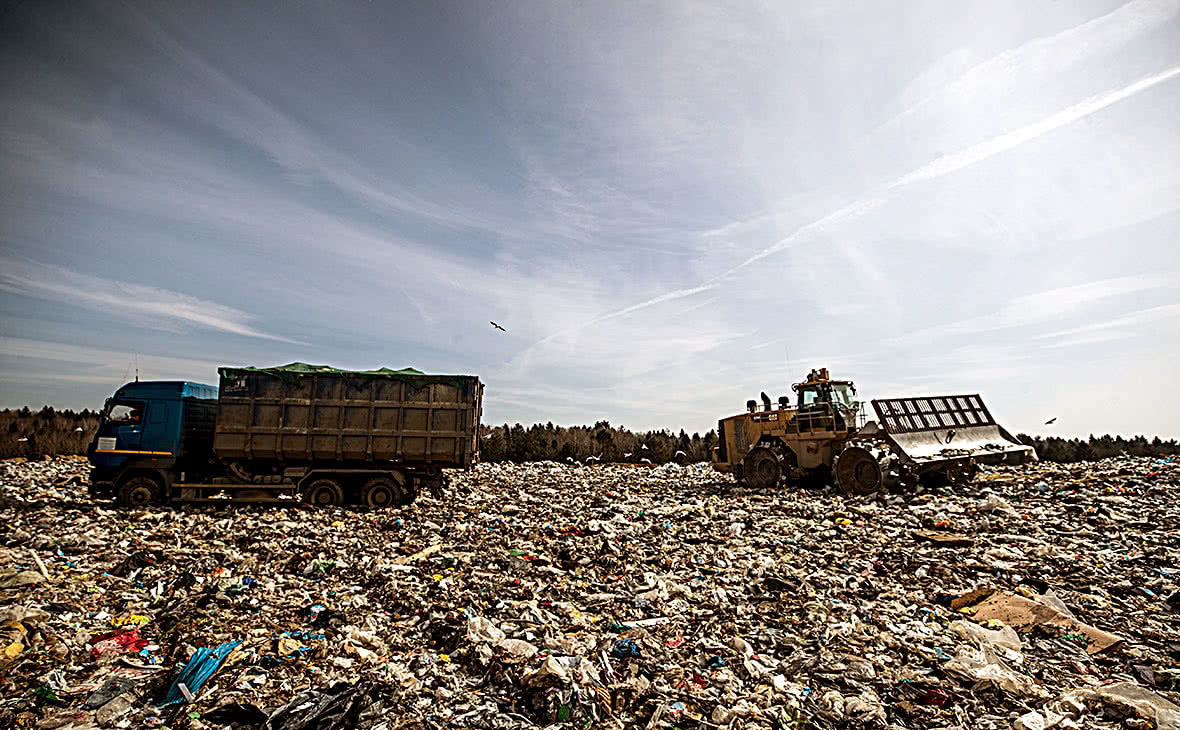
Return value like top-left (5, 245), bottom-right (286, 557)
top-left (490, 321), bottom-right (506, 332)
top-left (1044, 417), bottom-right (1057, 425)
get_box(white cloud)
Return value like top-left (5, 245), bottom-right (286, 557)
top-left (1037, 302), bottom-right (1180, 341)
top-left (2, 1), bottom-right (1178, 435)
top-left (0, 258), bottom-right (302, 343)
top-left (887, 65), bottom-right (1180, 189)
top-left (882, 0), bottom-right (1180, 134)
top-left (893, 274), bottom-right (1177, 343)
top-left (0, 336), bottom-right (226, 386)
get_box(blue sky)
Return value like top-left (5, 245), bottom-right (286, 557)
top-left (1, 0), bottom-right (1178, 437)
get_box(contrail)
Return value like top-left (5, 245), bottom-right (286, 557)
top-left (888, 64), bottom-right (1180, 189)
top-left (508, 64), bottom-right (1180, 371)
top-left (575, 64), bottom-right (1180, 324)
top-left (523, 283), bottom-right (717, 353)
top-left (881, 0), bottom-right (1180, 135)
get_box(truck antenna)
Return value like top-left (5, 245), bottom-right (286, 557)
top-left (135, 354), bottom-right (139, 382)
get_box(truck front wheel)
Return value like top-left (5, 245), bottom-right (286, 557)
top-left (117, 475), bottom-right (162, 508)
top-left (303, 478), bottom-right (344, 507)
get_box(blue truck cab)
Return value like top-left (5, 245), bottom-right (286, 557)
top-left (88, 381), bottom-right (218, 505)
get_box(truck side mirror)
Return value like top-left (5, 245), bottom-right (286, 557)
top-left (746, 400), bottom-right (757, 413)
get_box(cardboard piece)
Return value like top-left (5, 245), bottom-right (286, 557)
top-left (968, 591), bottom-right (1121, 654)
top-left (912, 530), bottom-right (973, 547)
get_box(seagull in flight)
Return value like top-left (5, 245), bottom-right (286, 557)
top-left (490, 321), bottom-right (506, 332)
top-left (1044, 417), bottom-right (1057, 425)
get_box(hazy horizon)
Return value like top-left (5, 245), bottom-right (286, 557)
top-left (2, 1), bottom-right (1178, 439)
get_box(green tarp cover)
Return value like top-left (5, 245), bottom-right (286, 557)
top-left (218, 362), bottom-right (477, 391)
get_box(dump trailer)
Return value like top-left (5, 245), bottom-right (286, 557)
top-left (87, 363), bottom-right (483, 508)
top-left (712, 368), bottom-right (1035, 494)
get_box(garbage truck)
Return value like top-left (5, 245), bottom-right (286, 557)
top-left (87, 363), bottom-right (483, 508)
top-left (712, 368), bottom-right (1036, 494)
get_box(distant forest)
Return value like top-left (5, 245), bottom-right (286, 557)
top-left (1, 407), bottom-right (101, 460)
top-left (1013, 433), bottom-right (1180, 464)
top-left (2, 408), bottom-right (1178, 464)
top-left (478, 423), bottom-right (1180, 465)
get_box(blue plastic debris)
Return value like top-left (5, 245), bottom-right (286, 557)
top-left (610, 638), bottom-right (641, 659)
top-left (280, 631), bottom-right (326, 641)
top-left (158, 640), bottom-right (242, 707)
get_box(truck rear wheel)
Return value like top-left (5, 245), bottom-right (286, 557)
top-left (117, 475), bottom-right (162, 508)
top-left (303, 478), bottom-right (344, 507)
top-left (361, 477), bottom-right (404, 508)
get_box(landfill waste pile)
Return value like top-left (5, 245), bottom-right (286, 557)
top-left (1, 454), bottom-right (1178, 730)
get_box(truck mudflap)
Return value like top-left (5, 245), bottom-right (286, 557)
top-left (871, 395), bottom-right (1036, 472)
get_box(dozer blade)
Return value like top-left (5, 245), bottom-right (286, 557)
top-left (871, 395), bottom-right (1036, 473)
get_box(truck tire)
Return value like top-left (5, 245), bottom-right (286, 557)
top-left (361, 477), bottom-right (404, 509)
top-left (835, 446), bottom-right (883, 495)
top-left (303, 478), bottom-right (344, 507)
top-left (743, 446), bottom-right (781, 490)
top-left (117, 475), bottom-right (162, 508)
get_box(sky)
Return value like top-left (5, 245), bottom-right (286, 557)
top-left (1, 0), bottom-right (1178, 438)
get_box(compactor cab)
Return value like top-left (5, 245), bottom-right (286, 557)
top-left (712, 368), bottom-right (1036, 494)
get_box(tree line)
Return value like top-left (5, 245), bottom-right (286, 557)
top-left (1, 406), bottom-right (101, 460)
top-left (3, 407), bottom-right (1178, 465)
top-left (1014, 433), bottom-right (1180, 463)
top-left (478, 422), bottom-right (716, 464)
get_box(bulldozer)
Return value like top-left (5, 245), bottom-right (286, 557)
top-left (712, 368), bottom-right (1036, 494)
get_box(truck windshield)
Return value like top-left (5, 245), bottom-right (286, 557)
top-left (107, 402), bottom-right (144, 424)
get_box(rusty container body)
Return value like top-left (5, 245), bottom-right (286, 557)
top-left (212, 369), bottom-right (483, 468)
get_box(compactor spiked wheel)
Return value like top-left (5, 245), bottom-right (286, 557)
top-left (743, 446), bottom-right (782, 490)
top-left (835, 446), bottom-right (884, 495)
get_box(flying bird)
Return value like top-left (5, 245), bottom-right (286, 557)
top-left (74, 427), bottom-right (84, 432)
top-left (1044, 417), bottom-right (1057, 425)
top-left (490, 321), bottom-right (506, 332)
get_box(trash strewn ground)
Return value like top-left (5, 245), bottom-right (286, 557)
top-left (1, 454), bottom-right (1178, 729)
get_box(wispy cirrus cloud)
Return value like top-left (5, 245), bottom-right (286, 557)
top-left (892, 274), bottom-right (1177, 344)
top-left (0, 336), bottom-right (227, 386)
top-left (879, 0), bottom-right (1180, 137)
top-left (1, 1), bottom-right (1178, 434)
top-left (543, 64), bottom-right (1180, 335)
top-left (0, 258), bottom-right (303, 344)
top-left (1037, 302), bottom-right (1180, 342)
